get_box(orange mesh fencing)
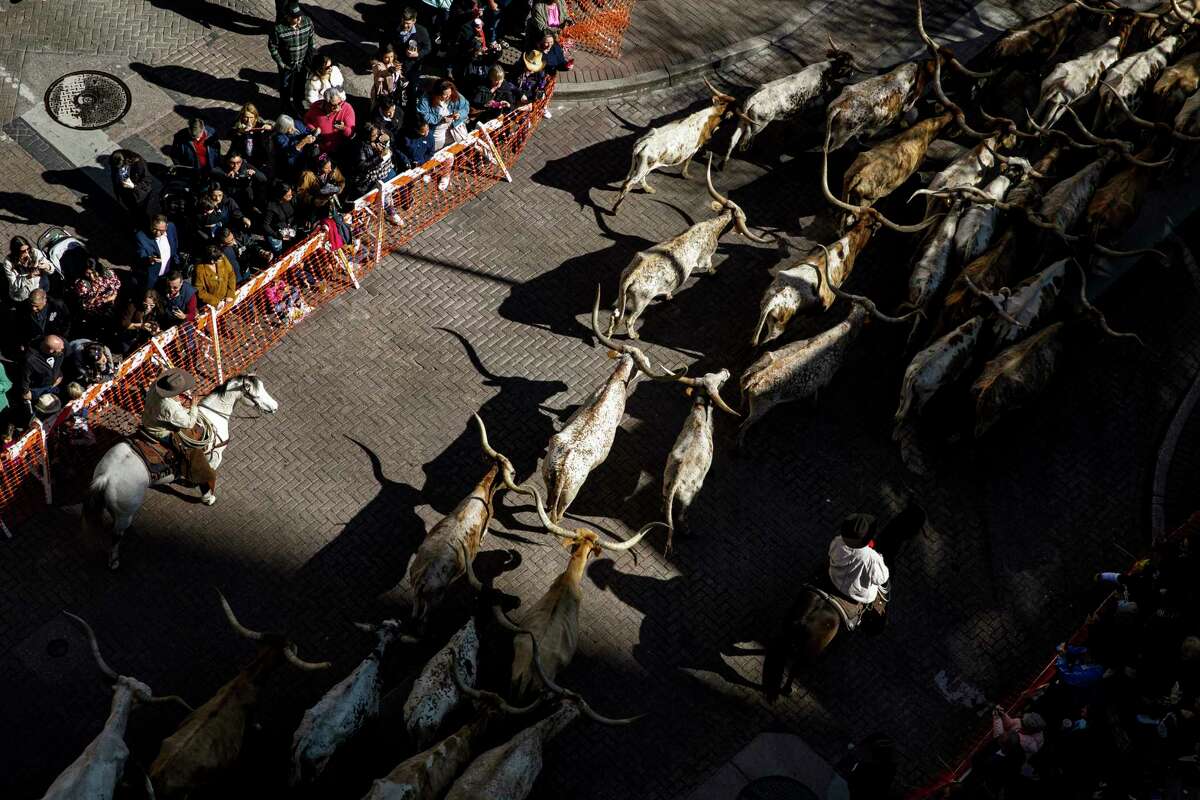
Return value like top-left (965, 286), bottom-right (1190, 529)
top-left (0, 82), bottom-right (555, 532)
top-left (563, 0), bottom-right (635, 59)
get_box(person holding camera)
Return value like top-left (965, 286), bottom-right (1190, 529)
top-left (370, 43), bottom-right (405, 109)
top-left (118, 289), bottom-right (166, 355)
top-left (262, 180), bottom-right (300, 257)
top-left (303, 87), bottom-right (356, 158)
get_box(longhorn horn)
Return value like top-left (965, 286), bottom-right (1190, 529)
top-left (705, 156), bottom-right (772, 243)
top-left (1065, 106), bottom-right (1174, 168)
top-left (676, 370), bottom-right (741, 416)
top-left (1171, 0), bottom-right (1197, 23)
top-left (1074, 262), bottom-right (1147, 346)
top-left (450, 651), bottom-right (543, 715)
top-left (591, 287), bottom-right (685, 379)
top-left (927, 49), bottom-right (998, 139)
top-left (702, 76), bottom-right (735, 103)
top-left (960, 275), bottom-right (1024, 327)
top-left (473, 413), bottom-right (530, 495)
top-left (916, 0), bottom-right (999, 79)
top-left (530, 485), bottom-right (656, 552)
top-left (978, 106), bottom-right (1040, 140)
top-left (812, 244), bottom-right (920, 323)
top-left (283, 646), bottom-right (333, 672)
top-left (525, 628), bottom-right (644, 725)
top-left (217, 589), bottom-right (264, 641)
top-left (64, 611), bottom-right (119, 681)
top-left (820, 128), bottom-right (941, 234)
top-left (982, 142), bottom-right (1047, 179)
top-left (1099, 80), bottom-right (1200, 142)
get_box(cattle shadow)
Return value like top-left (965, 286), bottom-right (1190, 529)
top-left (418, 328), bottom-right (569, 514)
top-left (130, 62), bottom-right (261, 108)
top-left (497, 205), bottom-right (656, 341)
top-left (237, 67), bottom-right (281, 94)
top-left (37, 169), bottom-right (126, 263)
top-left (293, 438), bottom-right (425, 603)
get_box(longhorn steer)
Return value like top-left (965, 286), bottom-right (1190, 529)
top-left (842, 112), bottom-right (954, 211)
top-left (907, 202), bottom-right (964, 313)
top-left (724, 42), bottom-right (856, 164)
top-left (1032, 34), bottom-right (1126, 128)
top-left (1086, 146), bottom-right (1161, 244)
top-left (953, 173), bottom-right (1011, 265)
top-left (1095, 35), bottom-right (1180, 127)
top-left (612, 79), bottom-right (736, 212)
top-left (393, 415), bottom-right (517, 631)
top-left (752, 215), bottom-right (878, 346)
top-left (661, 369), bottom-right (737, 552)
top-left (1152, 51), bottom-right (1200, 116)
top-left (608, 158), bottom-right (770, 339)
top-left (542, 290), bottom-right (684, 523)
top-left (444, 703), bottom-right (580, 800)
top-left (149, 591), bottom-right (330, 799)
top-left (977, 3), bottom-right (1082, 68)
top-left (404, 618), bottom-right (481, 749)
top-left (740, 257), bottom-right (916, 445)
top-left (824, 60), bottom-right (933, 152)
top-left (911, 136), bottom-right (999, 217)
top-left (893, 316), bottom-right (985, 439)
top-left (39, 614), bottom-right (190, 800)
top-left (508, 487), bottom-right (658, 699)
top-left (363, 713), bottom-right (495, 800)
top-left (290, 620), bottom-right (417, 786)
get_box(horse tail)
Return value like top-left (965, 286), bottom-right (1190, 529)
top-left (81, 477), bottom-right (109, 537)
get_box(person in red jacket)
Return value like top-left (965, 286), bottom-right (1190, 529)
top-left (303, 87), bottom-right (356, 157)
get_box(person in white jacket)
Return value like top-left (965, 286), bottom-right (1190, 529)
top-left (303, 53), bottom-right (345, 108)
top-left (828, 513), bottom-right (890, 605)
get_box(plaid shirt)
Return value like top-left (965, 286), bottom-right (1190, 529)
top-left (268, 17), bottom-right (315, 69)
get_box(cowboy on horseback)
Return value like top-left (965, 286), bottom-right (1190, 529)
top-left (828, 513), bottom-right (891, 618)
top-left (140, 367), bottom-right (218, 505)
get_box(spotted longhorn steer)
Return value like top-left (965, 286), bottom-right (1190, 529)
top-left (148, 592), bottom-right (331, 799)
top-left (39, 614), bottom-right (190, 800)
top-left (824, 59), bottom-right (933, 152)
top-left (290, 620), bottom-right (417, 786)
top-left (608, 158), bottom-right (771, 339)
top-left (612, 78), bottom-right (736, 212)
top-left (1031, 26), bottom-right (1131, 129)
top-left (753, 216), bottom-right (879, 346)
top-left (542, 290), bottom-right (685, 523)
top-left (723, 40), bottom-right (857, 165)
top-left (1094, 35), bottom-right (1180, 128)
top-left (661, 369), bottom-right (738, 552)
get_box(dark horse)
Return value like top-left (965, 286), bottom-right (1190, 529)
top-left (761, 502), bottom-right (927, 702)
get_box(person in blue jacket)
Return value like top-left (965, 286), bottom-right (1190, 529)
top-left (171, 117), bottom-right (221, 173)
top-left (396, 119), bottom-right (436, 171)
top-left (414, 78), bottom-right (470, 150)
top-left (134, 214), bottom-right (180, 290)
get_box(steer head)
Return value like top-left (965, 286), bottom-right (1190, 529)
top-left (217, 590), bottom-right (332, 677)
top-left (703, 77), bottom-right (737, 118)
top-left (677, 369), bottom-right (740, 416)
top-left (592, 287), bottom-right (687, 380)
top-left (64, 611), bottom-right (192, 711)
top-left (528, 483), bottom-right (663, 561)
top-left (705, 156), bottom-right (773, 243)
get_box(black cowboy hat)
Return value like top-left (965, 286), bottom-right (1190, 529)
top-left (153, 368), bottom-right (195, 398)
top-left (840, 513), bottom-right (877, 547)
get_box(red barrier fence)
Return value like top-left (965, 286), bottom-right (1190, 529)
top-left (0, 82), bottom-right (555, 536)
top-left (564, 0), bottom-right (636, 59)
top-left (910, 512), bottom-right (1200, 798)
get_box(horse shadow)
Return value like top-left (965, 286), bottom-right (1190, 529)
top-left (418, 328), bottom-right (568, 514)
top-left (293, 438), bottom-right (425, 603)
top-left (129, 63), bottom-right (260, 108)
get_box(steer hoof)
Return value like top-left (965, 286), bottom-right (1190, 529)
top-left (201, 492), bottom-right (217, 506)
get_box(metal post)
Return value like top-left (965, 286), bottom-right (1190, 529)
top-left (480, 126), bottom-right (513, 183)
top-left (328, 239), bottom-right (360, 290)
top-left (209, 306), bottom-right (224, 385)
top-left (375, 184), bottom-right (386, 264)
top-left (150, 338), bottom-right (175, 368)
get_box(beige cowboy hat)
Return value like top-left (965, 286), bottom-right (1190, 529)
top-left (153, 368), bottom-right (195, 398)
top-left (33, 393), bottom-right (62, 419)
top-left (523, 50), bottom-right (544, 73)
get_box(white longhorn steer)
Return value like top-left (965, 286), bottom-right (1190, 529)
top-left (39, 614), bottom-right (190, 800)
top-left (290, 620), bottom-right (417, 786)
top-left (612, 78), bottom-right (736, 212)
top-left (824, 59), bottom-right (932, 152)
top-left (724, 40), bottom-right (856, 164)
top-left (404, 617), bottom-right (481, 750)
top-left (608, 158), bottom-right (771, 339)
top-left (662, 369), bottom-right (738, 552)
top-left (1031, 30), bottom-right (1128, 129)
top-left (541, 290), bottom-right (685, 523)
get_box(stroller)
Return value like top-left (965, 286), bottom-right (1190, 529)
top-left (35, 226), bottom-right (90, 285)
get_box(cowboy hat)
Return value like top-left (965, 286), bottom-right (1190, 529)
top-left (33, 393), bottom-right (62, 419)
top-left (523, 50), bottom-right (544, 73)
top-left (153, 368), bottom-right (195, 398)
top-left (840, 513), bottom-right (877, 547)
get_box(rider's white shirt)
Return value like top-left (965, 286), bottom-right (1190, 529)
top-left (141, 390), bottom-right (199, 440)
top-left (828, 536), bottom-right (889, 604)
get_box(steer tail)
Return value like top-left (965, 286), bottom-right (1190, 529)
top-left (81, 477), bottom-right (109, 537)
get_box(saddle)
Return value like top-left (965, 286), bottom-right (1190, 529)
top-left (807, 567), bottom-right (887, 633)
top-left (128, 433), bottom-right (177, 484)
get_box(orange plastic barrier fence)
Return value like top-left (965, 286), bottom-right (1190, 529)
top-left (0, 82), bottom-right (554, 533)
top-left (564, 0), bottom-right (636, 59)
top-left (908, 512), bottom-right (1200, 799)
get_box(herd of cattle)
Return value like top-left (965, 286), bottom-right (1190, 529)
top-left (41, 0), bottom-right (1200, 797)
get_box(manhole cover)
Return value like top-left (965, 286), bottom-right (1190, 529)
top-left (736, 776), bottom-right (820, 800)
top-left (44, 71), bottom-right (131, 130)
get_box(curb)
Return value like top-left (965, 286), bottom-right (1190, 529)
top-left (554, 1), bottom-right (837, 100)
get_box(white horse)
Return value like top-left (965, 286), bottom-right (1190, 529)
top-left (82, 374), bottom-right (279, 569)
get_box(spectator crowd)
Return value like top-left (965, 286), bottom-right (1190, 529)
top-left (0, 0), bottom-right (568, 444)
top-left (939, 523), bottom-right (1200, 799)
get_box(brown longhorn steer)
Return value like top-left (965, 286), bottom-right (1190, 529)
top-left (842, 112), bottom-right (954, 210)
top-left (824, 59), bottom-right (934, 152)
top-left (148, 591), bottom-right (330, 798)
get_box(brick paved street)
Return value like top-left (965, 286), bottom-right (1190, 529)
top-left (3, 0), bottom-right (1200, 798)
